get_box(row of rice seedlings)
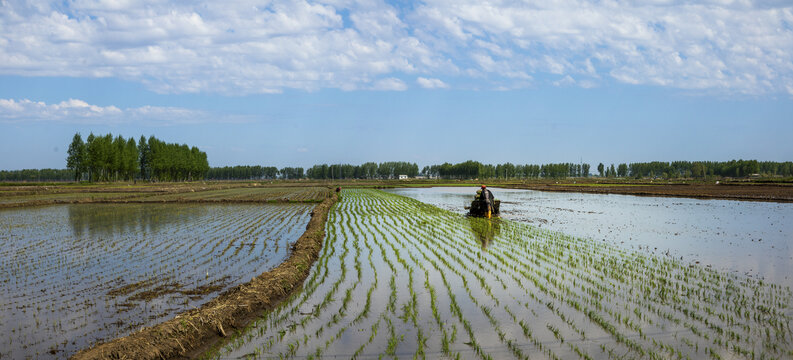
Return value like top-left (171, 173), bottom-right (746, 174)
top-left (301, 210), bottom-right (368, 358)
top-left (502, 224), bottom-right (724, 357)
top-left (211, 189), bottom-right (792, 360)
top-left (393, 204), bottom-right (559, 359)
top-left (392, 192), bottom-right (578, 358)
top-left (382, 194), bottom-right (540, 358)
top-left (355, 201), bottom-right (424, 358)
top-left (483, 231), bottom-right (663, 358)
top-left (488, 210), bottom-right (792, 358)
top-left (378, 188), bottom-right (792, 360)
top-left (379, 219), bottom-right (462, 359)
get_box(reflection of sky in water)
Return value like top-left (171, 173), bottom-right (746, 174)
top-left (67, 202), bottom-right (209, 237)
top-left (386, 187), bottom-right (793, 288)
top-left (0, 203), bottom-right (314, 360)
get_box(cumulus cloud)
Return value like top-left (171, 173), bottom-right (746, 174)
top-left (0, 98), bottom-right (244, 125)
top-left (0, 0), bottom-right (791, 95)
top-left (416, 77), bottom-right (449, 89)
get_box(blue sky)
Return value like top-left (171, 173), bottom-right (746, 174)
top-left (1, 0), bottom-right (792, 170)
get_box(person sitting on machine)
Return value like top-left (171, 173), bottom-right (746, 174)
top-left (480, 185), bottom-right (494, 219)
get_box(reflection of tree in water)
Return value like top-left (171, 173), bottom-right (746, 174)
top-left (466, 217), bottom-right (501, 250)
top-left (68, 204), bottom-right (208, 238)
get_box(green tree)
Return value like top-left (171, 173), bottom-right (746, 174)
top-left (124, 137), bottom-right (139, 180)
top-left (138, 135), bottom-right (150, 180)
top-left (597, 163), bottom-right (604, 177)
top-left (66, 133), bottom-right (86, 181)
top-left (617, 163), bottom-right (628, 177)
top-left (691, 162), bottom-right (705, 178)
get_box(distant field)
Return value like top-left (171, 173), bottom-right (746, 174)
top-left (551, 183), bottom-right (654, 187)
top-left (0, 192), bottom-right (138, 205)
top-left (0, 183), bottom-right (331, 207)
top-left (2, 177), bottom-right (792, 206)
top-left (127, 186), bottom-right (331, 202)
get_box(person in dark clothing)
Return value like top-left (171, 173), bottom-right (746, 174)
top-left (480, 185), bottom-right (494, 218)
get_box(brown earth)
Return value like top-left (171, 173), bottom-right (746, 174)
top-left (70, 193), bottom-right (338, 360)
top-left (506, 183), bottom-right (793, 202)
top-left (0, 182), bottom-right (331, 208)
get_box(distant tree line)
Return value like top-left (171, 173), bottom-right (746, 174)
top-left (0, 169), bottom-right (74, 182)
top-left (65, 132), bottom-right (209, 182)
top-left (588, 160), bottom-right (793, 179)
top-left (5, 151), bottom-right (792, 182)
top-left (305, 162), bottom-right (419, 180)
top-left (421, 161), bottom-right (591, 179)
top-left (626, 160), bottom-right (793, 179)
top-left (204, 162), bottom-right (420, 181)
top-left (206, 166), bottom-right (281, 180)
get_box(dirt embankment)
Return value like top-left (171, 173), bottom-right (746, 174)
top-left (510, 183), bottom-right (793, 202)
top-left (70, 193), bottom-right (338, 360)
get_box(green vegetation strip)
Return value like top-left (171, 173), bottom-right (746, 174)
top-left (209, 189), bottom-right (792, 360)
top-left (70, 193), bottom-right (338, 360)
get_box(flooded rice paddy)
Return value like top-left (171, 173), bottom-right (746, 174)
top-left (387, 187), bottom-right (793, 289)
top-left (0, 203), bottom-right (314, 359)
top-left (212, 189), bottom-right (792, 359)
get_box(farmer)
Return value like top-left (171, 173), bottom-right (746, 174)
top-left (480, 185), bottom-right (494, 219)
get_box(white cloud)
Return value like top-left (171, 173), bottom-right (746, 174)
top-left (412, 0), bottom-right (793, 95)
top-left (371, 77), bottom-right (408, 91)
top-left (0, 0), bottom-right (791, 95)
top-left (416, 77), bottom-right (449, 89)
top-left (0, 98), bottom-right (246, 125)
top-left (553, 75), bottom-right (576, 87)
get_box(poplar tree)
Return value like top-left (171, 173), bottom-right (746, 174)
top-left (66, 133), bottom-right (86, 181)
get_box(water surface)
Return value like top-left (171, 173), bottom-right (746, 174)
top-left (386, 186), bottom-right (793, 288)
top-left (0, 203), bottom-right (314, 359)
